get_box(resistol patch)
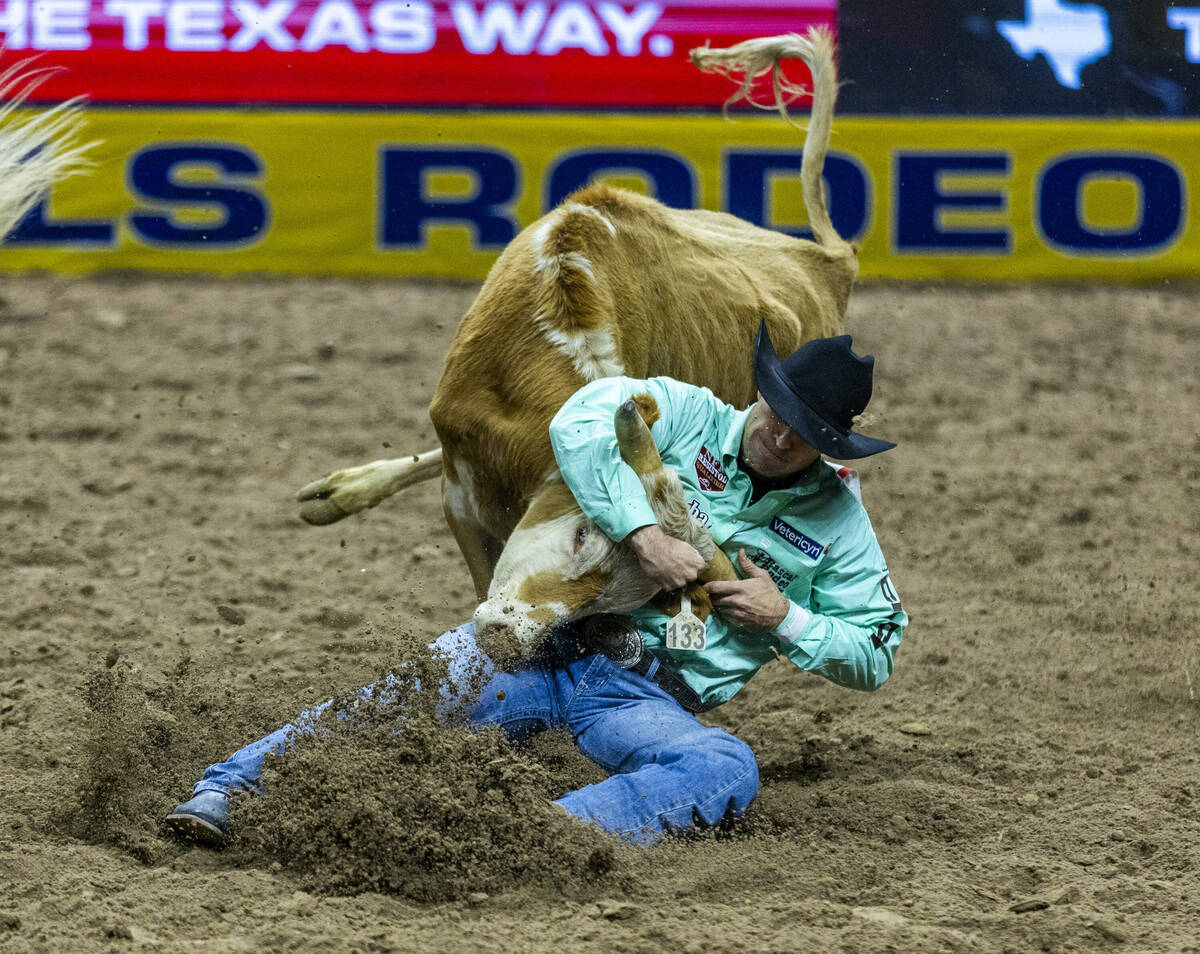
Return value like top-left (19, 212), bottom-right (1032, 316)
top-left (694, 445), bottom-right (728, 492)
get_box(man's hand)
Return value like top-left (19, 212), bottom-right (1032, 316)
top-left (704, 549), bottom-right (790, 630)
top-left (628, 524), bottom-right (707, 590)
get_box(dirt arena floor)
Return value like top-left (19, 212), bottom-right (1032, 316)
top-left (1, 275), bottom-right (1197, 953)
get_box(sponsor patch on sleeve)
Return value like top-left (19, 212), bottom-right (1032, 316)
top-left (880, 575), bottom-right (903, 614)
top-left (768, 517), bottom-right (825, 560)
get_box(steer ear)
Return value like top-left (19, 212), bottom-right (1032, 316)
top-left (650, 582), bottom-right (715, 621)
top-left (698, 548), bottom-right (738, 584)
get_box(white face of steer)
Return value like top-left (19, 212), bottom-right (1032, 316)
top-left (472, 478), bottom-right (658, 666)
top-left (472, 470), bottom-right (716, 667)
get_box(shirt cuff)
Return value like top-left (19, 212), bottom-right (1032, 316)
top-left (775, 601), bottom-right (813, 644)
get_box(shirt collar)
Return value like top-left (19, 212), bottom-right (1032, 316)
top-left (720, 406), bottom-right (752, 463)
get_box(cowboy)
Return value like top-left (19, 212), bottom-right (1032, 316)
top-left (167, 324), bottom-right (906, 846)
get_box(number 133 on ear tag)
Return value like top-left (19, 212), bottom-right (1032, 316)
top-left (665, 594), bottom-right (706, 651)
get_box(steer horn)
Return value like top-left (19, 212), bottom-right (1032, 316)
top-left (614, 395), bottom-right (664, 474)
top-left (615, 396), bottom-right (738, 585)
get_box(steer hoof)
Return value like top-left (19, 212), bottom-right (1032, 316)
top-left (296, 476), bottom-right (353, 525)
top-left (298, 496), bottom-right (350, 525)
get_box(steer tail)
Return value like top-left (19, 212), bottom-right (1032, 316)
top-left (691, 27), bottom-right (845, 251)
top-left (0, 59), bottom-right (94, 237)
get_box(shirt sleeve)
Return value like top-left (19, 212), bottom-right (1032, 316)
top-left (772, 509), bottom-right (907, 692)
top-left (548, 376), bottom-right (686, 542)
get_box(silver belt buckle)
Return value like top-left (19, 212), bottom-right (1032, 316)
top-left (578, 614), bottom-right (644, 669)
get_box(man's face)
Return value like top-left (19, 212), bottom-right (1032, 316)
top-left (741, 392), bottom-right (821, 479)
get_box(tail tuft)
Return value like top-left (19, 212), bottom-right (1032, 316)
top-left (691, 28), bottom-right (834, 120)
top-left (0, 58), bottom-right (96, 239)
top-left (691, 28), bottom-right (844, 250)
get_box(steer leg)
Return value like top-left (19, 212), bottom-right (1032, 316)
top-left (296, 449), bottom-right (442, 525)
top-left (442, 473), bottom-right (503, 601)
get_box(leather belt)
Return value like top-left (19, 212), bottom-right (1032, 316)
top-left (625, 649), bottom-right (705, 714)
top-left (551, 621), bottom-right (706, 714)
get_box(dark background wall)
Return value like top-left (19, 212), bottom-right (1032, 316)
top-left (838, 1), bottom-right (1198, 115)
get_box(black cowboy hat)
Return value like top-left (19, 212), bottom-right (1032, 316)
top-left (753, 320), bottom-right (896, 459)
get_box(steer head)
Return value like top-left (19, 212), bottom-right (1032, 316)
top-left (473, 394), bottom-right (737, 668)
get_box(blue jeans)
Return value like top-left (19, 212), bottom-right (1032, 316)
top-left (192, 623), bottom-right (759, 843)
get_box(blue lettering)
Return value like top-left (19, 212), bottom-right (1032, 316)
top-left (6, 198), bottom-right (115, 246)
top-left (769, 517), bottom-right (824, 560)
top-left (1038, 154), bottom-right (1184, 253)
top-left (380, 148), bottom-right (518, 249)
top-left (895, 153), bottom-right (1010, 251)
top-left (129, 145), bottom-right (268, 247)
top-left (5, 145), bottom-right (113, 246)
top-left (725, 150), bottom-right (869, 241)
top-left (546, 149), bottom-right (695, 210)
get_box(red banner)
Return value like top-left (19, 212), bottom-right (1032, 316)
top-left (3, 1), bottom-right (835, 107)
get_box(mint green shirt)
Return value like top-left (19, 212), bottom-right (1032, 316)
top-left (549, 376), bottom-right (906, 709)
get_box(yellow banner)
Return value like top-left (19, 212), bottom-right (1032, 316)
top-left (1, 108), bottom-right (1195, 281)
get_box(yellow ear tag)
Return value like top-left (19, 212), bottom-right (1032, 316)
top-left (665, 593), bottom-right (707, 651)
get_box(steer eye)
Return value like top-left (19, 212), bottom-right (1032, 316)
top-left (572, 525), bottom-right (588, 553)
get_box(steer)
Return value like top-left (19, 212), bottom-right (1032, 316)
top-left (297, 29), bottom-right (856, 661)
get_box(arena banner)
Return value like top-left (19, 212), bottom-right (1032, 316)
top-left (0, 1), bottom-right (835, 108)
top-left (1, 108), bottom-right (1194, 282)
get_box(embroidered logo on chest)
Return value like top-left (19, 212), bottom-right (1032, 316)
top-left (769, 517), bottom-right (825, 560)
top-left (747, 550), bottom-right (797, 591)
top-left (694, 445), bottom-right (728, 492)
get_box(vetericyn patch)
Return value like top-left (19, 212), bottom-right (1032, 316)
top-left (769, 517), bottom-right (825, 560)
